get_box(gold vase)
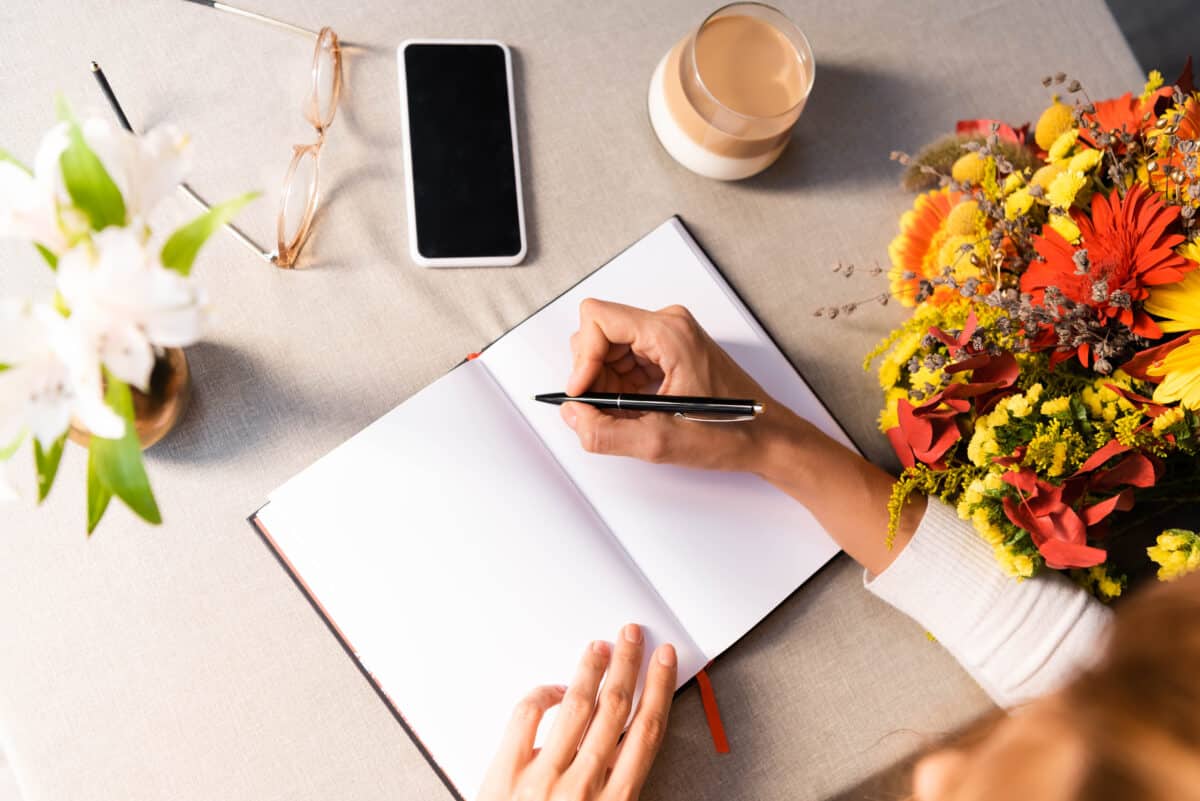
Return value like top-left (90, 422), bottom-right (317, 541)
top-left (69, 347), bottom-right (192, 451)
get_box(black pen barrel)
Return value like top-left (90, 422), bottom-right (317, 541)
top-left (534, 392), bottom-right (758, 416)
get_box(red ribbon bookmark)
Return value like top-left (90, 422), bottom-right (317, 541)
top-left (695, 667), bottom-right (730, 754)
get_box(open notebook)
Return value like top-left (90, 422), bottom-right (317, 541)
top-left (250, 218), bottom-right (855, 799)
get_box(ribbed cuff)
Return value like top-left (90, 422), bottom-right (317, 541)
top-left (863, 498), bottom-right (1112, 707)
top-left (864, 498), bottom-right (1008, 647)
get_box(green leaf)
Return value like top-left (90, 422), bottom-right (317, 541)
top-left (0, 430), bottom-right (23, 461)
top-left (55, 94), bottom-right (126, 231)
top-left (0, 147), bottom-right (31, 174)
top-left (90, 373), bottom-right (161, 529)
top-left (52, 291), bottom-right (71, 317)
top-left (86, 446), bottom-right (113, 535)
top-left (160, 191), bottom-right (259, 275)
top-left (35, 243), bottom-right (58, 270)
top-left (35, 434), bottom-right (67, 503)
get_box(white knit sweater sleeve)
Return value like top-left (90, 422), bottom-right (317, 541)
top-left (864, 498), bottom-right (1113, 708)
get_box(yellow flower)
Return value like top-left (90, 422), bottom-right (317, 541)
top-left (878, 356), bottom-right (901, 390)
top-left (1108, 370), bottom-right (1134, 391)
top-left (1047, 170), bottom-right (1089, 208)
top-left (1145, 268), bottom-right (1200, 333)
top-left (1048, 210), bottom-right (1082, 243)
top-left (967, 424), bottom-right (999, 466)
top-left (1077, 565), bottom-right (1125, 599)
top-left (1148, 333), bottom-right (1200, 409)
top-left (983, 471), bottom-right (1004, 492)
top-left (1032, 162), bottom-right (1067, 190)
top-left (952, 152), bottom-right (988, 185)
top-left (1040, 396), bottom-right (1071, 416)
top-left (1048, 441), bottom-right (1069, 477)
top-left (995, 545), bottom-right (1036, 579)
top-left (1152, 405), bottom-right (1185, 433)
top-left (1002, 173), bottom-right (1025, 195)
top-left (1025, 383), bottom-right (1044, 405)
top-left (1008, 395), bottom-right (1033, 417)
top-left (878, 387), bottom-right (907, 432)
top-left (1047, 129), bottom-right (1079, 162)
top-left (1181, 238), bottom-right (1200, 266)
top-left (944, 200), bottom-right (982, 236)
top-left (1005, 188), bottom-right (1035, 220)
top-left (987, 404), bottom-right (1010, 427)
top-left (956, 497), bottom-right (972, 520)
top-left (936, 234), bottom-right (986, 282)
top-left (1082, 386), bottom-right (1103, 417)
top-left (1140, 70), bottom-right (1164, 104)
top-left (909, 364), bottom-right (945, 392)
top-left (893, 331), bottom-right (924, 366)
top-left (972, 507), bottom-right (1005, 546)
top-left (1035, 97), bottom-right (1075, 151)
top-left (1147, 529), bottom-right (1200, 581)
top-left (1067, 148), bottom-right (1103, 174)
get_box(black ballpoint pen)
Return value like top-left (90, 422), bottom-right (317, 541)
top-left (534, 392), bottom-right (764, 421)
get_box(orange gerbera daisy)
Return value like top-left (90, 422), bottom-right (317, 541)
top-left (1147, 94), bottom-right (1200, 203)
top-left (1022, 185), bottom-right (1193, 354)
top-left (1079, 87), bottom-right (1172, 148)
top-left (888, 187), bottom-right (967, 306)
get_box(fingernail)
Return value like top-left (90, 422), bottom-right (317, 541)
top-left (656, 644), bottom-right (677, 667)
top-left (591, 640), bottom-right (611, 656)
top-left (623, 623), bottom-right (643, 644)
top-left (553, 684), bottom-right (568, 694)
top-left (561, 404), bottom-right (578, 429)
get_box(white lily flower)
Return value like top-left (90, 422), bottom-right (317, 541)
top-left (56, 227), bottom-right (207, 392)
top-left (0, 299), bottom-right (125, 448)
top-left (0, 461), bottom-right (19, 504)
top-left (34, 118), bottom-right (192, 224)
top-left (0, 160), bottom-right (68, 253)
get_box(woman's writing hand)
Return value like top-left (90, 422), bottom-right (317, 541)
top-left (561, 299), bottom-right (805, 472)
top-left (477, 624), bottom-right (677, 801)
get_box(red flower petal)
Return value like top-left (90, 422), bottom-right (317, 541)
top-left (886, 426), bottom-right (916, 469)
top-left (1122, 337), bottom-right (1190, 382)
top-left (1090, 453), bottom-right (1161, 491)
top-left (1075, 438), bottom-right (1132, 474)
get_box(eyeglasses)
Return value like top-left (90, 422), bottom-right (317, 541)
top-left (91, 1), bottom-right (343, 269)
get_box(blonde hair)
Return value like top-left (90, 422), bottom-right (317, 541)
top-left (1058, 570), bottom-right (1200, 800)
top-left (923, 571), bottom-right (1200, 801)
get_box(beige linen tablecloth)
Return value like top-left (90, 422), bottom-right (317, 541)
top-left (0, 1), bottom-right (1141, 799)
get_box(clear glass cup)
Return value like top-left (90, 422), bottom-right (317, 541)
top-left (648, 2), bottom-right (815, 180)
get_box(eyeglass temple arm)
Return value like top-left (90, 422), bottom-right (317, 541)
top-left (178, 184), bottom-right (275, 264)
top-left (180, 0), bottom-right (321, 38)
top-left (90, 61), bottom-right (275, 264)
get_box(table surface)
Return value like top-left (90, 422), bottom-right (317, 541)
top-left (0, 1), bottom-right (1142, 799)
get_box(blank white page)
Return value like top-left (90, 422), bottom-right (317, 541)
top-left (256, 359), bottom-right (705, 800)
top-left (482, 218), bottom-right (852, 658)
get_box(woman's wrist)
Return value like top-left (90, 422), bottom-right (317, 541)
top-left (749, 404), bottom-right (825, 488)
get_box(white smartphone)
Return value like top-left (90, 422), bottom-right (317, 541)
top-left (397, 40), bottom-right (527, 268)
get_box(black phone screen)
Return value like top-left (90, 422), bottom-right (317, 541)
top-left (403, 43), bottom-right (523, 260)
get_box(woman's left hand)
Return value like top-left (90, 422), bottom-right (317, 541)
top-left (477, 623), bottom-right (678, 801)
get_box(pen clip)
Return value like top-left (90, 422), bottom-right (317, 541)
top-left (674, 412), bottom-right (757, 423)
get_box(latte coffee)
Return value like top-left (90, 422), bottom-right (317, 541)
top-left (648, 4), bottom-right (814, 180)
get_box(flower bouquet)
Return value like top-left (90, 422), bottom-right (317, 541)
top-left (854, 62), bottom-right (1200, 595)
top-left (0, 98), bottom-right (255, 532)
